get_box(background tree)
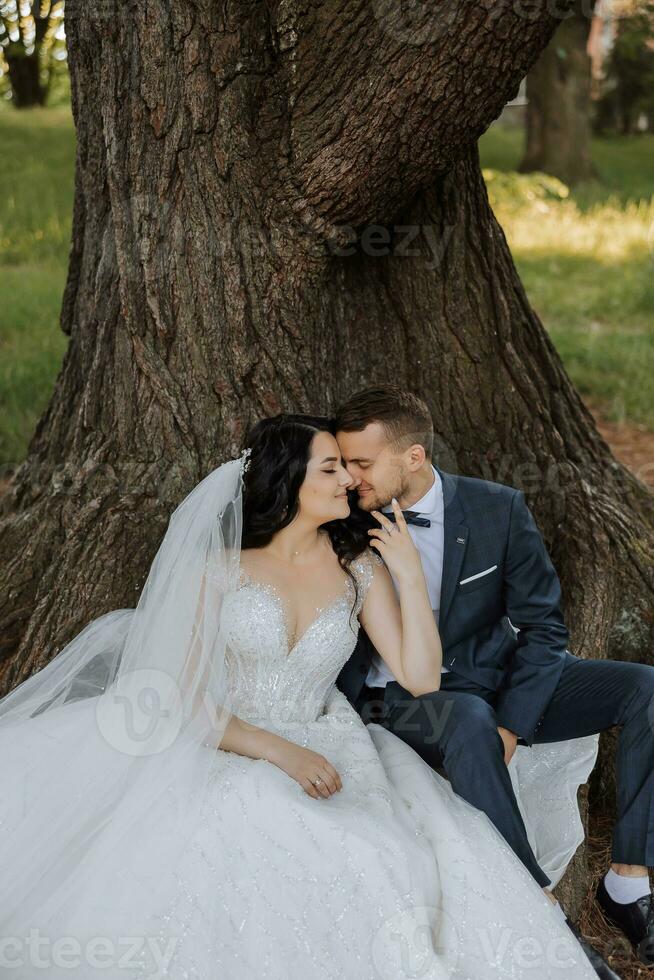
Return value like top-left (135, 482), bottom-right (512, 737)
top-left (595, 0), bottom-right (654, 133)
top-left (519, 0), bottom-right (597, 182)
top-left (1, 0), bottom-right (652, 918)
top-left (0, 0), bottom-right (66, 108)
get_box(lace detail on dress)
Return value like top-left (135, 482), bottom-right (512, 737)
top-left (350, 547), bottom-right (383, 617)
top-left (235, 567), bottom-right (354, 654)
top-left (220, 549), bottom-right (381, 728)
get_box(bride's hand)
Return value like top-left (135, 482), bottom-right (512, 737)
top-left (273, 742), bottom-right (343, 799)
top-left (368, 499), bottom-right (425, 585)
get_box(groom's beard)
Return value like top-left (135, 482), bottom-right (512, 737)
top-left (351, 488), bottom-right (381, 512)
top-left (355, 485), bottom-right (405, 513)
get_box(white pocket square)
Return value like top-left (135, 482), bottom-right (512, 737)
top-left (459, 564), bottom-right (497, 585)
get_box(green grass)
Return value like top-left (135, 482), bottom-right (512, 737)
top-left (479, 126), bottom-right (654, 428)
top-left (0, 107), bottom-right (652, 471)
top-left (0, 106), bottom-right (74, 469)
top-left (480, 124), bottom-right (654, 207)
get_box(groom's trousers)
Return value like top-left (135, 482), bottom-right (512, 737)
top-left (356, 655), bottom-right (654, 889)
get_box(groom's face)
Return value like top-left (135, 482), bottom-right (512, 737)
top-left (336, 423), bottom-right (411, 513)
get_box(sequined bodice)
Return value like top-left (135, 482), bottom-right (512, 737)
top-left (220, 550), bottom-right (379, 727)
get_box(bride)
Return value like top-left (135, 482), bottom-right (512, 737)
top-left (0, 414), bottom-right (598, 979)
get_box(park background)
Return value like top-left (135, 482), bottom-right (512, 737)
top-left (2, 1), bottom-right (653, 491)
top-left (1, 1), bottom-right (653, 976)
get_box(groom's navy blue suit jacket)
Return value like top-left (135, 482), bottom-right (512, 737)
top-left (336, 467), bottom-right (576, 746)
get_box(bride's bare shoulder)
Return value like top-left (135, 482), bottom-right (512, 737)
top-left (222, 547), bottom-right (258, 583)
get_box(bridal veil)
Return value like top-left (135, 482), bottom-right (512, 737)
top-left (0, 450), bottom-right (249, 946)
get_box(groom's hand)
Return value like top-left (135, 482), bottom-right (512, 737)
top-left (497, 726), bottom-right (518, 765)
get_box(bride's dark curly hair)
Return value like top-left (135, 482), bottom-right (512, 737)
top-left (240, 413), bottom-right (376, 624)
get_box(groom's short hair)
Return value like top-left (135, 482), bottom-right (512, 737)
top-left (334, 385), bottom-right (434, 460)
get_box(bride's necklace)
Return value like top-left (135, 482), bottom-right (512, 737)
top-left (280, 545), bottom-right (320, 563)
top-left (270, 531), bottom-right (327, 564)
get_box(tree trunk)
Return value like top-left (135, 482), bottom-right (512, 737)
top-left (520, 1), bottom-right (596, 183)
top-left (1, 0), bottom-right (653, 917)
top-left (4, 44), bottom-right (46, 108)
top-left (4, 3), bottom-right (52, 109)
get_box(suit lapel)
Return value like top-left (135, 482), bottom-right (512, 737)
top-left (436, 467), bottom-right (468, 626)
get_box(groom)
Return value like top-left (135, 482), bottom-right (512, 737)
top-left (335, 384), bottom-right (654, 977)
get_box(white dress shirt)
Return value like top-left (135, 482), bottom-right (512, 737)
top-left (364, 465), bottom-right (449, 688)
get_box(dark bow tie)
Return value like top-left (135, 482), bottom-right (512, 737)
top-left (382, 509), bottom-right (431, 528)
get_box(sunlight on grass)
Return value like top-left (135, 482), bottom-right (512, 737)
top-left (480, 128), bottom-right (654, 429)
top-left (0, 106), bottom-right (74, 468)
top-left (0, 108), bottom-right (652, 470)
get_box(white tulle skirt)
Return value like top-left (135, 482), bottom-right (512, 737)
top-left (0, 686), bottom-right (599, 979)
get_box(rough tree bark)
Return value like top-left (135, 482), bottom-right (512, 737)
top-left (520, 0), bottom-right (597, 183)
top-left (1, 0), bottom-right (652, 916)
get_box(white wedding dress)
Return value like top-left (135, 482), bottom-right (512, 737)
top-left (1, 547), bottom-right (599, 980)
